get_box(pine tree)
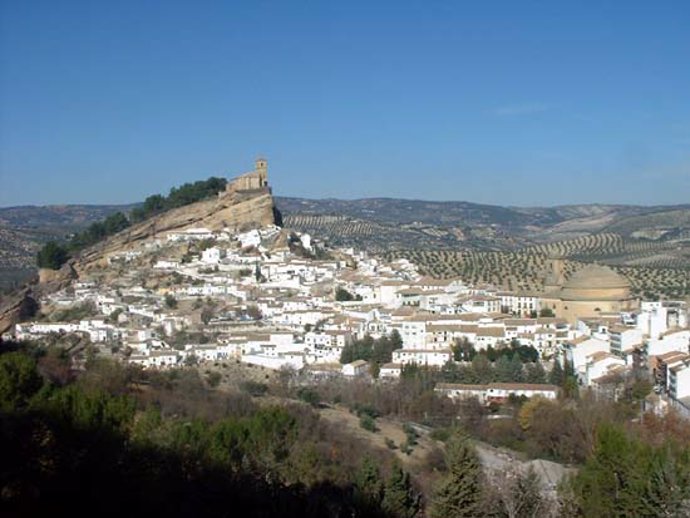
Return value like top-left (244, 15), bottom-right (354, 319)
top-left (354, 456), bottom-right (384, 508)
top-left (512, 467), bottom-right (544, 517)
top-left (429, 435), bottom-right (482, 518)
top-left (508, 354), bottom-right (524, 382)
top-left (382, 462), bottom-right (420, 518)
top-left (570, 423), bottom-right (649, 517)
top-left (494, 355), bottom-right (513, 382)
top-left (525, 362), bottom-right (547, 384)
top-left (549, 359), bottom-right (564, 386)
top-left (340, 343), bottom-right (354, 364)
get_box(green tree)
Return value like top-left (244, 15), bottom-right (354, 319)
top-left (296, 387), bottom-right (320, 406)
top-left (200, 307), bottom-right (213, 324)
top-left (494, 355), bottom-right (513, 382)
top-left (471, 354), bottom-right (493, 384)
top-left (0, 352), bottom-right (43, 411)
top-left (549, 359), bottom-right (564, 386)
top-left (569, 423), bottom-right (650, 517)
top-left (102, 212), bottom-right (130, 235)
top-left (453, 337), bottom-right (476, 362)
top-left (165, 293), bottom-right (178, 309)
top-left (429, 435), bottom-right (482, 518)
top-left (508, 355), bottom-right (525, 382)
top-left (37, 241), bottom-right (69, 270)
top-left (206, 371), bottom-right (222, 388)
top-left (382, 462), bottom-right (420, 518)
top-left (340, 335), bottom-right (374, 364)
top-left (372, 333), bottom-right (397, 364)
top-left (524, 362), bottom-right (547, 384)
top-left (18, 295), bottom-right (39, 321)
top-left (354, 457), bottom-right (385, 509)
top-left (369, 360), bottom-right (381, 379)
top-left (335, 287), bottom-right (355, 301)
top-left (389, 329), bottom-right (403, 349)
top-left (360, 414), bottom-right (377, 432)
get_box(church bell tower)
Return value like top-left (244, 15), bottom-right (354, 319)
top-left (255, 157), bottom-right (268, 187)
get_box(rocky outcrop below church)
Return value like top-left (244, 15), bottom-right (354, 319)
top-left (0, 183), bottom-right (278, 334)
top-left (73, 187), bottom-right (277, 275)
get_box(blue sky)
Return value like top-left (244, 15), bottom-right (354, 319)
top-left (1, 0), bottom-right (689, 207)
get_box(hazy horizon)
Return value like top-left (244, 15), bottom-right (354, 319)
top-left (2, 192), bottom-right (690, 211)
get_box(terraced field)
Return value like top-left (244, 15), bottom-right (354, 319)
top-left (283, 214), bottom-right (494, 251)
top-left (283, 213), bottom-right (516, 251)
top-left (288, 209), bottom-right (690, 300)
top-left (522, 233), bottom-right (690, 269)
top-left (383, 247), bottom-right (690, 300)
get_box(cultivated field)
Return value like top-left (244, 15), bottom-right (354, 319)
top-left (383, 248), bottom-right (690, 300)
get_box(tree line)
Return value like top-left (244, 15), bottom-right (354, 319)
top-left (3, 339), bottom-right (690, 517)
top-left (0, 341), bottom-right (423, 517)
top-left (36, 177), bottom-right (227, 270)
top-left (339, 331), bottom-right (403, 366)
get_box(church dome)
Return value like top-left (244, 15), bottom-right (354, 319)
top-left (559, 264), bottom-right (631, 301)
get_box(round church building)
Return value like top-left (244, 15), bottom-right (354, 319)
top-left (543, 264), bottom-right (638, 323)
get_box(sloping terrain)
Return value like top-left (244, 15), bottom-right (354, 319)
top-left (383, 248), bottom-right (690, 299)
top-left (0, 204), bottom-right (137, 291)
top-left (278, 197), bottom-right (690, 248)
top-left (2, 197), bottom-right (690, 296)
top-left (0, 204), bottom-right (138, 228)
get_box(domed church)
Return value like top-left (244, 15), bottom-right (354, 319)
top-left (541, 259), bottom-right (638, 324)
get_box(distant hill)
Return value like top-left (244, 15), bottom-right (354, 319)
top-left (0, 204), bottom-right (139, 229)
top-left (275, 197), bottom-right (690, 300)
top-left (276, 196), bottom-right (690, 251)
top-left (2, 197), bottom-right (689, 294)
top-left (0, 204), bottom-right (138, 291)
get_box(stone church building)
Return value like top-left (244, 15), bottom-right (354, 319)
top-left (227, 158), bottom-right (269, 193)
top-left (541, 258), bottom-right (638, 324)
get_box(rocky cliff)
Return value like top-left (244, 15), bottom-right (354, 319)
top-left (73, 188), bottom-right (276, 274)
top-left (0, 187), bottom-right (278, 334)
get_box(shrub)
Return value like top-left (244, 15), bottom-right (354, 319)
top-left (206, 371), bottom-right (222, 388)
top-left (239, 381), bottom-right (268, 397)
top-left (359, 414), bottom-right (377, 433)
top-left (297, 387), bottom-right (320, 407)
top-left (400, 441), bottom-right (413, 455)
top-left (403, 423), bottom-right (418, 445)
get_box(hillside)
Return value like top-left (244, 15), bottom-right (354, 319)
top-left (277, 198), bottom-right (690, 299)
top-left (276, 197), bottom-right (690, 247)
top-left (0, 204), bottom-right (137, 291)
top-left (2, 196), bottom-right (690, 296)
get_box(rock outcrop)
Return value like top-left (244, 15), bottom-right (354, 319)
top-left (0, 181), bottom-right (278, 333)
top-left (0, 287), bottom-right (38, 335)
top-left (73, 187), bottom-right (277, 274)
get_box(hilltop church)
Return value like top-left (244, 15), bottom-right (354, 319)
top-left (226, 157), bottom-right (270, 193)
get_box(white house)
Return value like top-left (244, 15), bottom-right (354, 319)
top-left (379, 363), bottom-right (402, 379)
top-left (646, 330), bottom-right (690, 358)
top-left (201, 247), bottom-right (222, 264)
top-left (392, 348), bottom-right (452, 367)
top-left (342, 359), bottom-right (369, 377)
top-left (585, 352), bottom-right (627, 386)
top-left (129, 351), bottom-right (179, 369)
top-left (609, 325), bottom-right (643, 364)
top-left (562, 337), bottom-right (610, 378)
top-left (436, 382), bottom-right (559, 403)
top-left (669, 363), bottom-right (690, 400)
